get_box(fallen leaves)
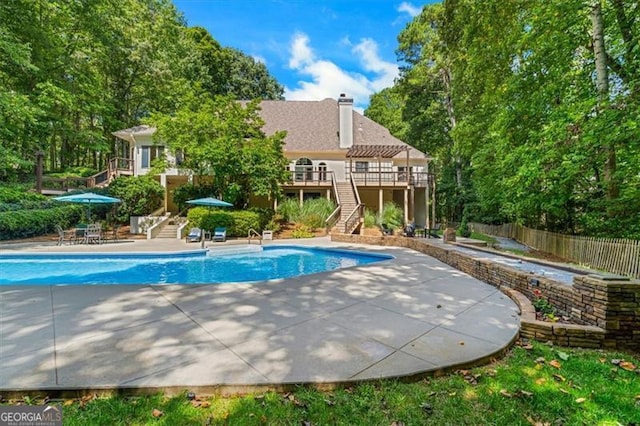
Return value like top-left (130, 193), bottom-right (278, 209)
top-left (619, 361), bottom-right (636, 371)
top-left (548, 360), bottom-right (562, 369)
top-left (151, 408), bottom-right (164, 418)
top-left (525, 416), bottom-right (551, 426)
top-left (575, 397), bottom-right (586, 404)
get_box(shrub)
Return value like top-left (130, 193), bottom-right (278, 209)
top-left (186, 207), bottom-right (262, 237)
top-left (380, 202), bottom-right (403, 229)
top-left (228, 211), bottom-right (262, 236)
top-left (0, 205), bottom-right (83, 240)
top-left (172, 183), bottom-right (218, 212)
top-left (277, 198), bottom-right (336, 230)
top-left (0, 184), bottom-right (48, 204)
top-left (277, 198), bottom-right (301, 222)
top-left (248, 207), bottom-right (275, 230)
top-left (291, 224), bottom-right (314, 238)
top-left (200, 211), bottom-right (234, 233)
top-left (363, 208), bottom-right (377, 228)
top-left (108, 176), bottom-right (164, 223)
top-left (459, 208), bottom-right (472, 238)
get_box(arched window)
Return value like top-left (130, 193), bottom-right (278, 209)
top-left (295, 158), bottom-right (313, 181)
top-left (318, 162), bottom-right (327, 181)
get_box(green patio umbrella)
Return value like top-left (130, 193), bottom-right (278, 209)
top-left (53, 192), bottom-right (121, 222)
top-left (186, 197), bottom-right (233, 247)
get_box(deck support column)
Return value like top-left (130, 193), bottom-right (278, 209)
top-left (299, 189), bottom-right (304, 206)
top-left (404, 188), bottom-right (409, 224)
top-left (378, 188), bottom-right (383, 214)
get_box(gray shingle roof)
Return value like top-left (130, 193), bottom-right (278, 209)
top-left (256, 98), bottom-right (427, 160)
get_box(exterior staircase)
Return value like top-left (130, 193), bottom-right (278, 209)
top-left (334, 181), bottom-right (362, 234)
top-left (154, 223), bottom-right (180, 239)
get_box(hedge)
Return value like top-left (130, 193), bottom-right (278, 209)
top-left (0, 205), bottom-right (84, 240)
top-left (186, 207), bottom-right (263, 238)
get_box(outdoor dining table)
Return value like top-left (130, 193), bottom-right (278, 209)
top-left (74, 223), bottom-right (102, 244)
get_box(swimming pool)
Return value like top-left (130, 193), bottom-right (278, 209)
top-left (0, 245), bottom-right (393, 285)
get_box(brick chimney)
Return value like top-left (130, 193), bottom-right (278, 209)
top-left (338, 93), bottom-right (353, 149)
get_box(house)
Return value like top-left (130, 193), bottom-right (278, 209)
top-left (112, 94), bottom-right (435, 233)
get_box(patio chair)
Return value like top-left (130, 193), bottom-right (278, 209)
top-left (212, 227), bottom-right (227, 242)
top-left (428, 222), bottom-right (442, 239)
top-left (185, 227), bottom-right (202, 243)
top-left (84, 223), bottom-right (102, 244)
top-left (403, 223), bottom-right (416, 237)
top-left (55, 225), bottom-right (76, 245)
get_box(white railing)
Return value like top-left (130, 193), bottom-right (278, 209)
top-left (248, 228), bottom-right (263, 245)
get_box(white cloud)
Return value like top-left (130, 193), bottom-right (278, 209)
top-left (397, 2), bottom-right (422, 17)
top-left (288, 32), bottom-right (314, 69)
top-left (284, 33), bottom-right (398, 111)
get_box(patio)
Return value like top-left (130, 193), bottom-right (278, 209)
top-left (0, 238), bottom-right (520, 395)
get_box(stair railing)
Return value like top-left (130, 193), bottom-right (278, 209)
top-left (343, 175), bottom-right (364, 234)
top-left (325, 174), bottom-right (341, 231)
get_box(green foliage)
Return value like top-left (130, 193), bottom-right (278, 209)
top-left (277, 198), bottom-right (336, 230)
top-left (186, 207), bottom-right (262, 237)
top-left (200, 211), bottom-right (235, 233)
top-left (532, 289), bottom-right (555, 316)
top-left (371, 2), bottom-right (640, 238)
top-left (172, 183), bottom-right (218, 212)
top-left (148, 94), bottom-right (289, 207)
top-left (458, 209), bottom-right (471, 238)
top-left (0, 185), bottom-right (47, 204)
top-left (48, 342), bottom-right (640, 425)
top-left (185, 206), bottom-right (208, 229)
top-left (363, 208), bottom-right (378, 228)
top-left (0, 1), bottom-right (284, 182)
top-left (0, 205), bottom-right (82, 240)
top-left (228, 210), bottom-right (262, 236)
top-left (291, 224), bottom-right (314, 238)
top-left (380, 202), bottom-right (403, 229)
top-left (277, 198), bottom-right (302, 222)
top-left (107, 176), bottom-right (164, 223)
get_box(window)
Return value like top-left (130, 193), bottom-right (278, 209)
top-left (355, 161), bottom-right (369, 173)
top-left (141, 145), bottom-right (165, 168)
top-left (318, 162), bottom-right (327, 181)
top-left (295, 157), bottom-right (313, 181)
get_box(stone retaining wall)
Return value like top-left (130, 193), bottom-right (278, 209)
top-left (331, 234), bottom-right (639, 351)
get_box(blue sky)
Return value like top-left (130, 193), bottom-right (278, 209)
top-left (173, 1), bottom-right (435, 111)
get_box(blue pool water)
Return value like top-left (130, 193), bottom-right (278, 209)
top-left (0, 245), bottom-right (393, 286)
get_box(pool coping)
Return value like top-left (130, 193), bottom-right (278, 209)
top-left (1, 237), bottom-right (521, 397)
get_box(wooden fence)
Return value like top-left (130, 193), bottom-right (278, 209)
top-left (469, 222), bottom-right (640, 279)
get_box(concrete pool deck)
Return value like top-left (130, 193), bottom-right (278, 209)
top-left (0, 237), bottom-right (520, 395)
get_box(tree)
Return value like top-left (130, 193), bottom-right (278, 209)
top-left (187, 26), bottom-right (284, 100)
top-left (368, 0), bottom-right (640, 237)
top-left (148, 93), bottom-right (289, 207)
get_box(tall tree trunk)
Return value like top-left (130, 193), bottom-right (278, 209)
top-left (590, 0), bottom-right (618, 201)
top-left (441, 67), bottom-right (463, 188)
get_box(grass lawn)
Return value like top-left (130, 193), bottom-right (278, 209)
top-left (6, 340), bottom-right (639, 425)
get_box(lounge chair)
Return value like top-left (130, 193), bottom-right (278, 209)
top-left (185, 227), bottom-right (202, 243)
top-left (379, 223), bottom-right (393, 235)
top-left (212, 227), bottom-right (227, 242)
